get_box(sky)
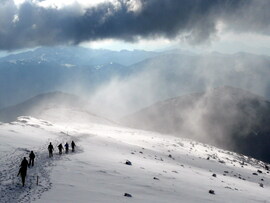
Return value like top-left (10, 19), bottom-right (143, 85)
top-left (1, 0), bottom-right (270, 55)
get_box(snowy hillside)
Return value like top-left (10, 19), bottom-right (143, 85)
top-left (122, 86), bottom-right (270, 163)
top-left (0, 116), bottom-right (269, 202)
top-left (0, 92), bottom-right (113, 125)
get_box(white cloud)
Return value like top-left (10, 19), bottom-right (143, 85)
top-left (81, 37), bottom-right (173, 51)
top-left (125, 0), bottom-right (142, 13)
top-left (13, 0), bottom-right (109, 9)
top-left (12, 14), bottom-right (19, 23)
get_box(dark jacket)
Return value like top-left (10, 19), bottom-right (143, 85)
top-left (20, 158), bottom-right (28, 169)
top-left (17, 167), bottom-right (27, 176)
top-left (29, 152), bottom-right (35, 159)
top-left (48, 144), bottom-right (54, 151)
top-left (58, 144), bottom-right (63, 150)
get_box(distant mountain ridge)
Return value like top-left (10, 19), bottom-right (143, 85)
top-left (1, 46), bottom-right (270, 116)
top-left (122, 86), bottom-right (270, 162)
top-left (0, 46), bottom-right (159, 66)
top-left (0, 46), bottom-right (161, 108)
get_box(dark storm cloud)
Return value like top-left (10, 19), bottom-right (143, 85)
top-left (222, 0), bottom-right (270, 34)
top-left (0, 0), bottom-right (268, 50)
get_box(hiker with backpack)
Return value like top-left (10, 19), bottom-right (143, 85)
top-left (29, 151), bottom-right (35, 167)
top-left (65, 142), bottom-right (69, 154)
top-left (58, 143), bottom-right (64, 155)
top-left (48, 142), bottom-right (54, 157)
top-left (17, 157), bottom-right (28, 187)
top-left (71, 141), bottom-right (76, 152)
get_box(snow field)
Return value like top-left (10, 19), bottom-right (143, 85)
top-left (0, 117), bottom-right (270, 202)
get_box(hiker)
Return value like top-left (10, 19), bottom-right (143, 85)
top-left (58, 143), bottom-right (64, 155)
top-left (65, 142), bottom-right (69, 154)
top-left (71, 141), bottom-right (76, 152)
top-left (29, 151), bottom-right (35, 167)
top-left (20, 157), bottom-right (29, 169)
top-left (48, 142), bottom-right (54, 157)
top-left (17, 157), bottom-right (28, 186)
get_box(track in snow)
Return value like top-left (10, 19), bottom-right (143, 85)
top-left (0, 132), bottom-right (82, 203)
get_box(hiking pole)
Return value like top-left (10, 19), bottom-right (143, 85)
top-left (36, 176), bottom-right (39, 186)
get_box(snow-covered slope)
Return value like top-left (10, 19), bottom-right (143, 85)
top-left (0, 116), bottom-right (269, 202)
top-left (0, 92), bottom-right (113, 125)
top-left (122, 86), bottom-right (270, 163)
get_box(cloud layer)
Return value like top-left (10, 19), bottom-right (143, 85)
top-left (0, 0), bottom-right (269, 50)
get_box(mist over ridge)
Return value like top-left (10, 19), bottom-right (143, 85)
top-left (1, 46), bottom-right (270, 116)
top-left (122, 86), bottom-right (270, 162)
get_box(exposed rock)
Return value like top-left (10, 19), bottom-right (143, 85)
top-left (124, 193), bottom-right (132, 197)
top-left (209, 190), bottom-right (215, 195)
top-left (125, 160), bottom-right (132, 166)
